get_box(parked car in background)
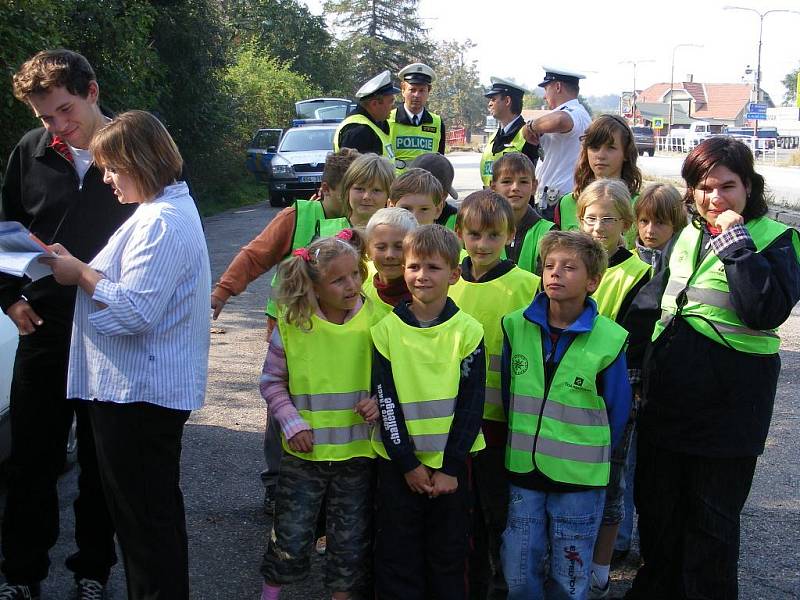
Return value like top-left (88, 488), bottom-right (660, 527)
top-left (246, 128), bottom-right (282, 183)
top-left (632, 126), bottom-right (655, 157)
top-left (0, 313), bottom-right (19, 463)
top-left (250, 98), bottom-right (354, 207)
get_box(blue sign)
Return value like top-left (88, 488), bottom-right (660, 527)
top-left (746, 112), bottom-right (767, 121)
top-left (748, 102), bottom-right (767, 114)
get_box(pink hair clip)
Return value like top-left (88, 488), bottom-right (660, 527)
top-left (292, 247), bottom-right (311, 262)
top-left (336, 228), bottom-right (354, 242)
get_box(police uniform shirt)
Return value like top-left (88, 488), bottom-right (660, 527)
top-left (535, 98), bottom-right (591, 198)
top-left (393, 104), bottom-right (446, 154)
top-left (338, 105), bottom-right (391, 155)
top-left (491, 114), bottom-right (539, 167)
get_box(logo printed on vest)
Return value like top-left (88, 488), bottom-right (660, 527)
top-left (483, 160), bottom-right (494, 177)
top-left (512, 354), bottom-right (529, 375)
top-left (422, 125), bottom-right (437, 133)
top-left (574, 377), bottom-right (584, 387)
top-left (396, 136), bottom-right (434, 151)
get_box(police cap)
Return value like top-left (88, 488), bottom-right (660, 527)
top-left (538, 66), bottom-right (586, 88)
top-left (355, 70), bottom-right (401, 100)
top-left (398, 63), bottom-right (435, 85)
top-left (484, 76), bottom-right (529, 99)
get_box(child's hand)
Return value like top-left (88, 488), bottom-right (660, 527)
top-left (404, 464), bottom-right (434, 495)
top-left (288, 430), bottom-right (313, 453)
top-left (355, 395), bottom-right (379, 422)
top-left (430, 471), bottom-right (458, 497)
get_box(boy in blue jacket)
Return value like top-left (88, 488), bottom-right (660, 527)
top-left (500, 230), bottom-right (631, 599)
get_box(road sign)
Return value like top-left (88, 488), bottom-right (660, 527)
top-left (748, 102), bottom-right (767, 115)
top-left (746, 112), bottom-right (767, 121)
top-left (652, 117), bottom-right (664, 130)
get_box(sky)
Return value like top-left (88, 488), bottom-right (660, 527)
top-left (301, 0), bottom-right (800, 103)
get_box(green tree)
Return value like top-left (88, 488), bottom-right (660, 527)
top-left (523, 94), bottom-right (545, 110)
top-left (222, 0), bottom-right (348, 94)
top-left (226, 44), bottom-right (319, 141)
top-left (323, 0), bottom-right (434, 87)
top-left (782, 64), bottom-right (799, 106)
top-left (427, 40), bottom-right (485, 133)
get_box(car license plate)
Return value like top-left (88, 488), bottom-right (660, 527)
top-left (299, 175), bottom-right (322, 183)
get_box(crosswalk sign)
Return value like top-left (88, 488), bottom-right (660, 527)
top-left (653, 118), bottom-right (664, 130)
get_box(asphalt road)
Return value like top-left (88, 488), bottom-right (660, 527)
top-left (1, 162), bottom-right (798, 598)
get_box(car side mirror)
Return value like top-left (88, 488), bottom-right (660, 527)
top-left (267, 145), bottom-right (277, 153)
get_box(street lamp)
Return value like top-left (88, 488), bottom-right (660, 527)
top-left (724, 6), bottom-right (800, 134)
top-left (620, 59), bottom-right (654, 125)
top-left (669, 44), bottom-right (703, 135)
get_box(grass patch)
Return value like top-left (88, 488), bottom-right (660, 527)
top-left (195, 172), bottom-right (266, 217)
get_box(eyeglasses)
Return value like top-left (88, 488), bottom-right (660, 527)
top-left (581, 216), bottom-right (621, 227)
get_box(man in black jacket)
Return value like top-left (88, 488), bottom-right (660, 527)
top-left (0, 49), bottom-right (134, 600)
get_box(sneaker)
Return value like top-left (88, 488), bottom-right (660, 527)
top-left (77, 578), bottom-right (105, 600)
top-left (588, 571), bottom-right (610, 599)
top-left (0, 583), bottom-right (41, 600)
top-left (263, 486), bottom-right (276, 515)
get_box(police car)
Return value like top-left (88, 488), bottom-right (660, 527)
top-left (259, 98), bottom-right (354, 207)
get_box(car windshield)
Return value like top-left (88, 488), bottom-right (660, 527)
top-left (279, 129), bottom-right (335, 152)
top-left (633, 127), bottom-right (653, 135)
top-left (295, 99), bottom-right (352, 120)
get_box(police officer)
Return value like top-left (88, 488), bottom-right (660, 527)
top-left (334, 70), bottom-right (399, 161)
top-left (480, 77), bottom-right (539, 188)
top-left (523, 66), bottom-right (591, 219)
top-left (389, 62), bottom-right (446, 173)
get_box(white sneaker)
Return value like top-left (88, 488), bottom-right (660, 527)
top-left (588, 571), bottom-right (610, 599)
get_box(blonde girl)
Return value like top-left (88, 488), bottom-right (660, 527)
top-left (259, 230), bottom-right (378, 600)
top-left (558, 115), bottom-right (642, 245)
top-left (340, 154), bottom-right (395, 227)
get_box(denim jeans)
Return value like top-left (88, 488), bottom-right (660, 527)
top-left (501, 484), bottom-right (605, 600)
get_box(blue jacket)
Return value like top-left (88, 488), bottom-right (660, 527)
top-left (501, 292), bottom-right (632, 452)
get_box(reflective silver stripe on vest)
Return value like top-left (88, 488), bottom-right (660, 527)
top-left (486, 387), bottom-right (502, 408)
top-left (660, 309), bottom-right (778, 339)
top-left (488, 354), bottom-right (502, 373)
top-left (665, 280), bottom-right (735, 312)
top-left (512, 394), bottom-right (608, 427)
top-left (508, 430), bottom-right (609, 463)
top-left (313, 423), bottom-right (372, 445)
top-left (411, 432), bottom-right (450, 452)
top-left (401, 397), bottom-right (456, 421)
top-left (291, 390), bottom-right (367, 412)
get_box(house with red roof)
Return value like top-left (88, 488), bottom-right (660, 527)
top-left (636, 79), bottom-right (775, 128)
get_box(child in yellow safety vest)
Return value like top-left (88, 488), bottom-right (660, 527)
top-left (576, 179), bottom-right (650, 596)
top-left (259, 230), bottom-right (380, 600)
top-left (371, 225), bottom-right (486, 599)
top-left (363, 207), bottom-right (418, 318)
top-left (490, 152), bottom-right (555, 275)
top-left (500, 230), bottom-right (631, 599)
top-left (448, 190), bottom-right (540, 597)
top-left (556, 115), bottom-right (642, 248)
top-left (408, 152), bottom-right (461, 230)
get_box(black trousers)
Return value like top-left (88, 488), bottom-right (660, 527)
top-left (89, 400), bottom-right (191, 600)
top-left (1, 325), bottom-right (116, 585)
top-left (469, 446), bottom-right (508, 600)
top-left (626, 438), bottom-right (757, 600)
top-left (374, 458), bottom-right (471, 600)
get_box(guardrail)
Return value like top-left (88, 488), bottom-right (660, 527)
top-left (655, 135), bottom-right (779, 163)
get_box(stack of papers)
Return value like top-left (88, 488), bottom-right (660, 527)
top-left (0, 222), bottom-right (56, 280)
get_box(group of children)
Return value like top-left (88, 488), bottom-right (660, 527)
top-left (212, 119), bottom-right (691, 599)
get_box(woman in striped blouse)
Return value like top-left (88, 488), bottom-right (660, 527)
top-left (43, 110), bottom-right (210, 600)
